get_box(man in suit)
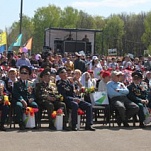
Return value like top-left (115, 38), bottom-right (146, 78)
top-left (35, 68), bottom-right (68, 130)
top-left (12, 65), bottom-right (38, 130)
top-left (127, 71), bottom-right (149, 128)
top-left (56, 67), bottom-right (95, 131)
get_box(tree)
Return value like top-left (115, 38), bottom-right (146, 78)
top-left (142, 12), bottom-right (151, 53)
top-left (103, 15), bottom-right (124, 55)
top-left (76, 11), bottom-right (96, 29)
top-left (33, 5), bottom-right (62, 52)
top-left (60, 7), bottom-right (79, 28)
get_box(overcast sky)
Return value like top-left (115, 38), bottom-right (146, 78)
top-left (1, 0), bottom-right (151, 31)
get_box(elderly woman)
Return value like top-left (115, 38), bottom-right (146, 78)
top-left (80, 72), bottom-right (94, 88)
top-left (80, 72), bottom-right (95, 103)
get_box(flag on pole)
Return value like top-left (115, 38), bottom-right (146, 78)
top-left (13, 34), bottom-right (22, 46)
top-left (25, 37), bottom-right (33, 50)
top-left (8, 43), bottom-right (14, 52)
top-left (8, 34), bottom-right (23, 51)
top-left (0, 32), bottom-right (7, 53)
top-left (0, 32), bottom-right (7, 46)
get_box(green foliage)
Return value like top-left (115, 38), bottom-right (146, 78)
top-left (102, 15), bottom-right (124, 55)
top-left (142, 12), bottom-right (151, 50)
top-left (5, 4), bottom-right (151, 55)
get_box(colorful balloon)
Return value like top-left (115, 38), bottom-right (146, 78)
top-left (22, 47), bottom-right (28, 53)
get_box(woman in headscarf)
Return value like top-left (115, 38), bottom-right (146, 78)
top-left (80, 72), bottom-right (94, 88)
top-left (89, 56), bottom-right (102, 79)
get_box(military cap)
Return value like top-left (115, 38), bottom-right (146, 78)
top-left (40, 69), bottom-right (51, 78)
top-left (132, 71), bottom-right (142, 79)
top-left (51, 68), bottom-right (57, 74)
top-left (20, 65), bottom-right (32, 75)
top-left (57, 67), bottom-right (67, 75)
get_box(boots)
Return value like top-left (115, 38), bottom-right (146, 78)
top-left (49, 121), bottom-right (56, 130)
top-left (0, 124), bottom-right (6, 131)
top-left (63, 122), bottom-right (71, 131)
top-left (19, 121), bottom-right (25, 130)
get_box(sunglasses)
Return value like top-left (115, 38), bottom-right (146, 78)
top-left (20, 72), bottom-right (28, 75)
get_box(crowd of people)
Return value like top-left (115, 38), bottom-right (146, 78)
top-left (0, 50), bottom-right (151, 131)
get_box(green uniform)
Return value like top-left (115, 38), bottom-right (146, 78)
top-left (127, 81), bottom-right (148, 123)
top-left (35, 81), bottom-right (68, 127)
top-left (12, 79), bottom-right (38, 124)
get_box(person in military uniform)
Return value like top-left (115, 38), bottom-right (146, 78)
top-left (56, 67), bottom-right (95, 131)
top-left (35, 68), bottom-right (68, 130)
top-left (127, 71), bottom-right (149, 128)
top-left (12, 65), bottom-right (38, 130)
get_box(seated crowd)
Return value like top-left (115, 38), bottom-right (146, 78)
top-left (0, 51), bottom-right (151, 131)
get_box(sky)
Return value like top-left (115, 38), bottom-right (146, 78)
top-left (1, 0), bottom-right (151, 31)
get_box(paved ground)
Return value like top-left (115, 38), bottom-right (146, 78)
top-left (1, 123), bottom-right (151, 151)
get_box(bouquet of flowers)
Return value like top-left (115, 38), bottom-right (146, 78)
top-left (3, 95), bottom-right (11, 106)
top-left (77, 108), bottom-right (85, 115)
top-left (51, 108), bottom-right (64, 119)
top-left (80, 86), bottom-right (95, 94)
top-left (25, 107), bottom-right (39, 116)
top-left (80, 86), bottom-right (95, 97)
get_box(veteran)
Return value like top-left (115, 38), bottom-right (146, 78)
top-left (56, 67), bottom-right (95, 131)
top-left (127, 71), bottom-right (149, 128)
top-left (12, 65), bottom-right (38, 130)
top-left (35, 68), bottom-right (68, 130)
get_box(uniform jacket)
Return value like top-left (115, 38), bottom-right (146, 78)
top-left (35, 81), bottom-right (59, 105)
top-left (127, 82), bottom-right (148, 104)
top-left (12, 79), bottom-right (35, 103)
top-left (57, 79), bottom-right (75, 102)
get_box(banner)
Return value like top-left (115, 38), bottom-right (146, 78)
top-left (25, 37), bottom-right (33, 50)
top-left (8, 34), bottom-right (22, 51)
top-left (90, 91), bottom-right (109, 105)
top-left (108, 48), bottom-right (117, 56)
top-left (0, 45), bottom-right (6, 53)
top-left (13, 34), bottom-right (22, 47)
top-left (0, 32), bottom-right (7, 46)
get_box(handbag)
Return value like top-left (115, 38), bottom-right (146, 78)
top-left (143, 105), bottom-right (151, 124)
top-left (90, 91), bottom-right (109, 106)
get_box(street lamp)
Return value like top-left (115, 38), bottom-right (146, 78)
top-left (19, 0), bottom-right (23, 34)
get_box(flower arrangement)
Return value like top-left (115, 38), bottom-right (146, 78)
top-left (80, 86), bottom-right (95, 98)
top-left (80, 86), bottom-right (95, 94)
top-left (25, 107), bottom-right (39, 116)
top-left (3, 95), bottom-right (11, 106)
top-left (51, 108), bottom-right (64, 119)
top-left (77, 108), bottom-right (85, 115)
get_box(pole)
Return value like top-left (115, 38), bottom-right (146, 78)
top-left (19, 0), bottom-right (23, 34)
top-left (101, 30), bottom-right (104, 55)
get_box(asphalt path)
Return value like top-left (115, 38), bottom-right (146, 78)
top-left (1, 124), bottom-right (151, 151)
